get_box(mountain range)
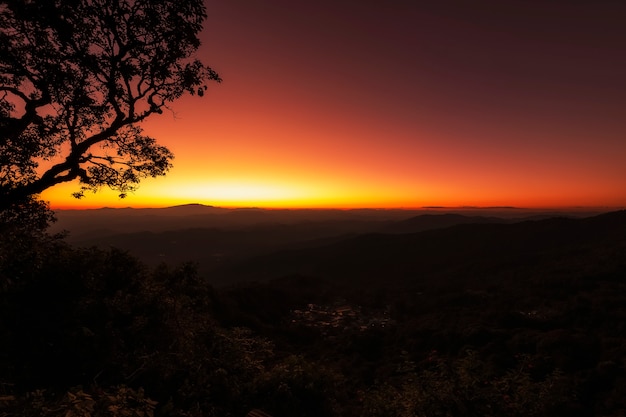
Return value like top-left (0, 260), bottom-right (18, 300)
top-left (49, 205), bottom-right (622, 287)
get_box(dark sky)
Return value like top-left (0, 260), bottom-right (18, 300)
top-left (46, 0), bottom-right (626, 208)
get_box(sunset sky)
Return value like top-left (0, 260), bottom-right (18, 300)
top-left (42, 0), bottom-right (626, 209)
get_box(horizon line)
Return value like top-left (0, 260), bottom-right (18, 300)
top-left (49, 202), bottom-right (624, 212)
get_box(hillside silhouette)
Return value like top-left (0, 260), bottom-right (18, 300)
top-left (214, 210), bottom-right (626, 286)
top-left (381, 212), bottom-right (510, 233)
top-left (3, 207), bottom-right (625, 416)
top-left (51, 205), bottom-right (602, 281)
top-left (211, 210), bottom-right (626, 416)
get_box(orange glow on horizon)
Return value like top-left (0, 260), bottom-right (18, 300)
top-left (40, 173), bottom-right (626, 211)
top-left (34, 3), bottom-right (626, 211)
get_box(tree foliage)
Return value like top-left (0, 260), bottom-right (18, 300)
top-left (0, 0), bottom-right (220, 208)
top-left (2, 222), bottom-right (626, 415)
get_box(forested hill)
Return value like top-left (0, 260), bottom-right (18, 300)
top-left (211, 210), bottom-right (626, 416)
top-left (215, 210), bottom-right (626, 287)
top-left (2, 210), bottom-right (626, 416)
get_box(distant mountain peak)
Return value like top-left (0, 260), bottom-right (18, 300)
top-left (167, 203), bottom-right (215, 209)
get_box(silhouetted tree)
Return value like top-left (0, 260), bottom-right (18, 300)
top-left (0, 0), bottom-right (220, 210)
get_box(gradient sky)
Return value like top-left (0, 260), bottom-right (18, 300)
top-left (42, 0), bottom-right (626, 209)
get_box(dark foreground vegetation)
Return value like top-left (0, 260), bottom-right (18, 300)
top-left (1, 208), bottom-right (626, 416)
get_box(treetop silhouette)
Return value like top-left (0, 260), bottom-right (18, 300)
top-left (0, 0), bottom-right (220, 210)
